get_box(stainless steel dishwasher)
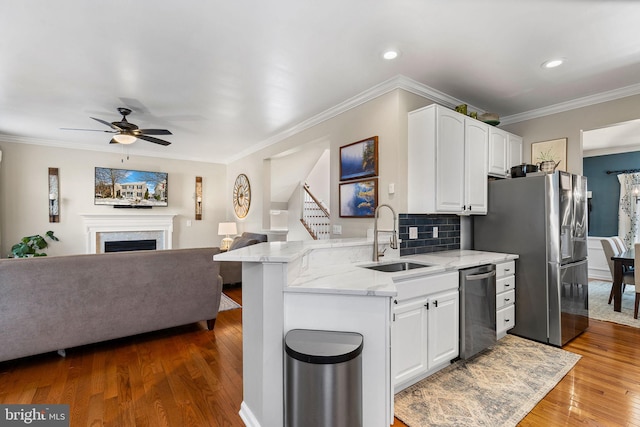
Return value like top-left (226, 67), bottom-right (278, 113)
top-left (459, 264), bottom-right (497, 359)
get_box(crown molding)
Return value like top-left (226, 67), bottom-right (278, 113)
top-left (7, 75), bottom-right (640, 164)
top-left (226, 75), bottom-right (484, 164)
top-left (501, 82), bottom-right (640, 125)
top-left (0, 134), bottom-right (217, 164)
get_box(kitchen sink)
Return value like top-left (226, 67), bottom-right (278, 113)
top-left (361, 261), bottom-right (433, 273)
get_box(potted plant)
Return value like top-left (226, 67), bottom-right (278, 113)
top-left (10, 231), bottom-right (59, 258)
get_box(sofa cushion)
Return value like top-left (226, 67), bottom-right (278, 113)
top-left (229, 237), bottom-right (258, 251)
top-left (241, 232), bottom-right (268, 243)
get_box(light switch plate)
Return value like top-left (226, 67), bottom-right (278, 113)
top-left (333, 224), bottom-right (342, 235)
top-left (409, 227), bottom-right (418, 239)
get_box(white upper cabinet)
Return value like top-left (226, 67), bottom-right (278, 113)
top-left (408, 104), bottom-right (488, 215)
top-left (488, 126), bottom-right (523, 178)
top-left (464, 118), bottom-right (489, 214)
top-left (508, 133), bottom-right (523, 172)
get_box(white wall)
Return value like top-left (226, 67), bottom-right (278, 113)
top-left (502, 93), bottom-right (640, 176)
top-left (225, 89), bottom-right (432, 238)
top-left (305, 148), bottom-right (330, 210)
top-left (0, 141), bottom-right (228, 256)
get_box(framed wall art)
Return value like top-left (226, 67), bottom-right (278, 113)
top-left (531, 138), bottom-right (567, 172)
top-left (339, 178), bottom-right (378, 218)
top-left (340, 136), bottom-right (378, 181)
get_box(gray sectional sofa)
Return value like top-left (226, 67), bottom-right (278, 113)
top-left (0, 247), bottom-right (222, 363)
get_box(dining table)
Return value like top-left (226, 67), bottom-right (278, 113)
top-left (611, 248), bottom-right (635, 312)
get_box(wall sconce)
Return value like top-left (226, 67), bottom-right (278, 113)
top-left (48, 167), bottom-right (59, 222)
top-left (195, 176), bottom-right (203, 220)
top-left (218, 222), bottom-right (237, 250)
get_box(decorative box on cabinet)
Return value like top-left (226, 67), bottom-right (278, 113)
top-left (408, 104), bottom-right (488, 215)
top-left (392, 271), bottom-right (459, 392)
top-left (495, 260), bottom-right (516, 338)
top-left (488, 127), bottom-right (523, 178)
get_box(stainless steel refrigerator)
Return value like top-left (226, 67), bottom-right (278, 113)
top-left (474, 171), bottom-right (589, 346)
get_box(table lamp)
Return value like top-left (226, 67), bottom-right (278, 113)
top-left (218, 222), bottom-right (237, 250)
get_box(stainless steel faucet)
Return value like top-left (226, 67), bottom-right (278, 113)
top-left (373, 204), bottom-right (398, 261)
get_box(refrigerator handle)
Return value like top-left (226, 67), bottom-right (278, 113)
top-left (465, 270), bottom-right (497, 281)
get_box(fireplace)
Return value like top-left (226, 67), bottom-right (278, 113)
top-left (105, 239), bottom-right (157, 252)
top-left (80, 213), bottom-right (176, 254)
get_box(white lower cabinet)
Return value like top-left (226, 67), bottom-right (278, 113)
top-left (392, 272), bottom-right (459, 391)
top-left (495, 260), bottom-right (516, 338)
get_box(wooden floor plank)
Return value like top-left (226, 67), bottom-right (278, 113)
top-left (1, 285), bottom-right (639, 426)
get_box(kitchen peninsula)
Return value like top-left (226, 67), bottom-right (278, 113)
top-left (214, 239), bottom-right (518, 427)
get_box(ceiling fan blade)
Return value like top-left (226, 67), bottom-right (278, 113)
top-left (91, 117), bottom-right (122, 131)
top-left (136, 134), bottom-right (172, 146)
top-left (60, 127), bottom-right (117, 133)
top-left (134, 129), bottom-right (173, 136)
top-left (109, 138), bottom-right (119, 144)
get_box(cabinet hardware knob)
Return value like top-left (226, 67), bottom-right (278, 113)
top-left (394, 299), bottom-right (397, 304)
top-left (505, 298), bottom-right (510, 302)
top-left (505, 318), bottom-right (510, 322)
top-left (424, 302), bottom-right (429, 309)
top-left (504, 268), bottom-right (511, 272)
top-left (433, 300), bottom-right (438, 307)
top-left (505, 284), bottom-right (511, 287)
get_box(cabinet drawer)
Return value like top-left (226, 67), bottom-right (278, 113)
top-left (497, 304), bottom-right (515, 333)
top-left (394, 271), bottom-right (458, 302)
top-left (496, 261), bottom-right (515, 278)
top-left (496, 289), bottom-right (515, 309)
top-left (496, 275), bottom-right (515, 294)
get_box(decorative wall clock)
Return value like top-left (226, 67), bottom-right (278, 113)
top-left (233, 173), bottom-right (251, 218)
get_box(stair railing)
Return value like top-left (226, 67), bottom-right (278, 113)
top-left (300, 183), bottom-right (330, 240)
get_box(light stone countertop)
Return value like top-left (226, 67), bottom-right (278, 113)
top-left (213, 239), bottom-right (518, 297)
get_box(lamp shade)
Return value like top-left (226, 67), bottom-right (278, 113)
top-left (218, 222), bottom-right (237, 236)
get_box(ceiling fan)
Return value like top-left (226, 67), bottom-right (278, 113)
top-left (63, 107), bottom-right (172, 146)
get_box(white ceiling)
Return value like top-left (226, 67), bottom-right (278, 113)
top-left (2, 1), bottom-right (640, 164)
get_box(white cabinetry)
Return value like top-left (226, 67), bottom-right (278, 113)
top-left (495, 260), bottom-right (516, 338)
top-left (392, 271), bottom-right (459, 391)
top-left (488, 127), bottom-right (523, 178)
top-left (408, 104), bottom-right (488, 215)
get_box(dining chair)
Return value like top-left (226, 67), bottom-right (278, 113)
top-left (612, 236), bottom-right (627, 252)
top-left (634, 244), bottom-right (640, 319)
top-left (601, 237), bottom-right (634, 304)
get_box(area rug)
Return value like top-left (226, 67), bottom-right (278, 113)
top-left (394, 334), bottom-right (580, 427)
top-left (219, 293), bottom-right (241, 312)
top-left (589, 281), bottom-right (639, 328)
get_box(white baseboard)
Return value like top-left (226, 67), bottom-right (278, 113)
top-left (588, 236), bottom-right (613, 282)
top-left (239, 402), bottom-right (260, 427)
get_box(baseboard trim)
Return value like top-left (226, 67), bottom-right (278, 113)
top-left (239, 402), bottom-right (260, 427)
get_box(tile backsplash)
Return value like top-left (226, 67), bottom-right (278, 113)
top-left (399, 213), bottom-right (460, 256)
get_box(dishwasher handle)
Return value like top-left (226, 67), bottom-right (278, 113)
top-left (464, 270), bottom-right (496, 281)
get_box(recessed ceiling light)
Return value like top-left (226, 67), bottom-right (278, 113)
top-left (542, 58), bottom-right (564, 69)
top-left (382, 49), bottom-right (399, 60)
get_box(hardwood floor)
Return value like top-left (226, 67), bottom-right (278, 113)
top-left (1, 285), bottom-right (639, 426)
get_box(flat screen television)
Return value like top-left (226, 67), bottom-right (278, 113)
top-left (95, 167), bottom-right (168, 207)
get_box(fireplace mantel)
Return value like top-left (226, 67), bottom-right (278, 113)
top-left (80, 213), bottom-right (177, 254)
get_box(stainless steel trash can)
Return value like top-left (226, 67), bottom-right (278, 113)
top-left (285, 329), bottom-right (363, 427)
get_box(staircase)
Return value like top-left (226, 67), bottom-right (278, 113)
top-left (301, 183), bottom-right (330, 240)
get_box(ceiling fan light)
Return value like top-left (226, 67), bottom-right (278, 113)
top-left (113, 134), bottom-right (137, 144)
